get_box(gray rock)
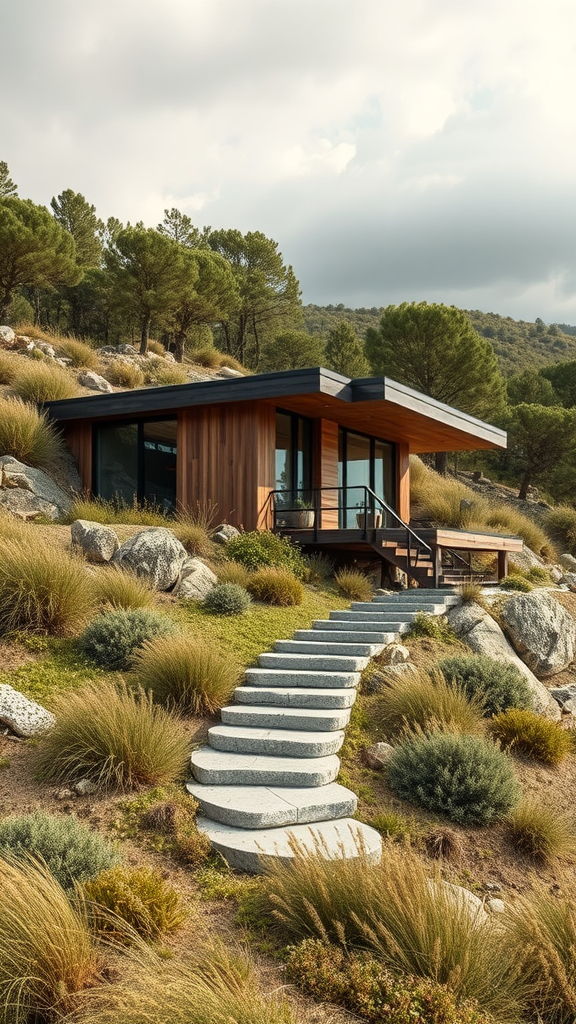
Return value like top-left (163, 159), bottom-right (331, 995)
top-left (0, 684), bottom-right (55, 737)
top-left (446, 602), bottom-right (561, 719)
top-left (381, 642), bottom-right (410, 665)
top-left (113, 527), bottom-right (187, 590)
top-left (563, 698), bottom-right (576, 715)
top-left (486, 898), bottom-right (506, 914)
top-left (550, 566), bottom-right (564, 583)
top-left (174, 556), bottom-right (218, 600)
top-left (363, 662), bottom-right (418, 694)
top-left (215, 366), bottom-right (244, 378)
top-left (74, 778), bottom-right (98, 796)
top-left (0, 325), bottom-right (16, 346)
top-left (430, 879), bottom-right (487, 925)
top-left (500, 591), bottom-right (576, 678)
top-left (559, 553), bottom-right (576, 571)
top-left (549, 684), bottom-right (576, 708)
top-left (559, 573), bottom-right (576, 592)
top-left (0, 456), bottom-right (72, 519)
top-left (364, 742), bottom-right (394, 769)
top-left (509, 545), bottom-right (546, 572)
top-left (212, 523), bottom-right (240, 545)
top-left (79, 370), bottom-right (114, 393)
top-left (34, 341), bottom-right (56, 358)
top-left (71, 519), bottom-right (119, 562)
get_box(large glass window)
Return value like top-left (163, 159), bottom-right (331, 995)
top-left (94, 419), bottom-right (177, 511)
top-left (338, 428), bottom-right (395, 527)
top-left (275, 410), bottom-right (312, 499)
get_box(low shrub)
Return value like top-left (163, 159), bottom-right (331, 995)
top-left (387, 732), bottom-right (520, 824)
top-left (499, 574), bottom-right (533, 592)
top-left (139, 795), bottom-right (211, 866)
top-left (203, 582), bottom-right (251, 615)
top-left (225, 529), bottom-right (306, 577)
top-left (0, 810), bottom-right (119, 893)
top-left (0, 534), bottom-right (94, 636)
top-left (106, 358), bottom-right (145, 388)
top-left (0, 857), bottom-right (101, 1023)
top-left (436, 654), bottom-right (532, 716)
top-left (33, 680), bottom-right (190, 790)
top-left (545, 504), bottom-right (576, 555)
top-left (334, 567), bottom-right (373, 601)
top-left (144, 362), bottom-right (190, 386)
top-left (490, 707), bottom-right (573, 765)
top-left (215, 560), bottom-right (252, 588)
top-left (405, 611), bottom-right (459, 644)
top-left (374, 668), bottom-right (483, 739)
top-left (91, 565), bottom-right (158, 610)
top-left (79, 608), bottom-right (176, 670)
top-left (247, 566), bottom-right (304, 606)
top-left (0, 394), bottom-right (64, 466)
top-left (286, 939), bottom-right (492, 1024)
top-left (302, 551), bottom-right (336, 584)
top-left (524, 564), bottom-right (551, 584)
top-left (130, 635), bottom-right (240, 714)
top-left (508, 797), bottom-right (576, 862)
top-left (56, 337), bottom-right (99, 368)
top-left (11, 358), bottom-right (78, 402)
top-left (84, 865), bottom-right (185, 941)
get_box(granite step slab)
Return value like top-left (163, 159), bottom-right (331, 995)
top-left (275, 639), bottom-right (385, 657)
top-left (234, 685), bottom-right (357, 710)
top-left (245, 667), bottom-right (360, 688)
top-left (297, 627), bottom-right (399, 643)
top-left (311, 619), bottom-right (409, 634)
top-left (191, 746), bottom-right (340, 787)
top-left (186, 781), bottom-right (357, 829)
top-left (221, 703), bottom-right (351, 732)
top-left (196, 816), bottom-right (382, 873)
top-left (258, 652), bottom-right (369, 672)
top-left (329, 609), bottom-right (419, 622)
top-left (208, 723), bottom-right (345, 757)
top-left (350, 601), bottom-right (446, 614)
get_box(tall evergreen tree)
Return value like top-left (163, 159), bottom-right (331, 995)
top-left (325, 319), bottom-right (370, 377)
top-left (50, 189), bottom-right (103, 270)
top-left (0, 161), bottom-right (17, 198)
top-left (157, 208), bottom-right (210, 248)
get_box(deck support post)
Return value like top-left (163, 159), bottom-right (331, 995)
top-left (433, 545), bottom-right (442, 588)
top-left (497, 551), bottom-right (509, 581)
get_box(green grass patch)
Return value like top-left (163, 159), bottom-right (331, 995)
top-left (0, 637), bottom-right (111, 705)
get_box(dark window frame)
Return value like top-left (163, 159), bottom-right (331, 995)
top-left (92, 416), bottom-right (177, 506)
top-left (275, 408), bottom-right (313, 497)
top-left (338, 426), bottom-right (396, 521)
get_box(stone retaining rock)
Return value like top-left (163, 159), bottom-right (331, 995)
top-left (113, 527), bottom-right (187, 590)
top-left (0, 456), bottom-right (72, 519)
top-left (0, 685), bottom-right (55, 737)
top-left (559, 554), bottom-right (576, 571)
top-left (363, 742), bottom-right (394, 769)
top-left (212, 523), bottom-right (240, 544)
top-left (174, 556), bottom-right (218, 600)
top-left (71, 519), bottom-right (119, 562)
top-left (78, 370), bottom-right (114, 393)
top-left (500, 591), bottom-right (576, 678)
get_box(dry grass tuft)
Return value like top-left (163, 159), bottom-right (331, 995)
top-left (11, 358), bottom-right (79, 402)
top-left (508, 797), bottom-right (576, 862)
top-left (374, 668), bottom-right (484, 739)
top-left (106, 359), bottom-right (145, 388)
top-left (91, 565), bottom-right (158, 611)
top-left (423, 825), bottom-right (465, 861)
top-left (55, 337), bottom-right (99, 369)
top-left (490, 708), bottom-right (573, 766)
top-left (0, 394), bottom-right (65, 466)
top-left (130, 635), bottom-right (240, 715)
top-left (335, 567), bottom-right (374, 601)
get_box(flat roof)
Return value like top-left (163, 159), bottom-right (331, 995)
top-left (44, 366), bottom-right (506, 453)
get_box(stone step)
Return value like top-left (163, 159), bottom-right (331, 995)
top-left (311, 619), bottom-right (409, 634)
top-left (195, 816), bottom-right (382, 873)
top-left (330, 609), bottom-right (419, 622)
top-left (275, 639), bottom-right (385, 657)
top-left (208, 723), bottom-right (345, 758)
top-left (186, 781), bottom-right (357, 829)
top-left (297, 627), bottom-right (399, 643)
top-left (350, 601), bottom-right (445, 614)
top-left (221, 703), bottom-right (351, 732)
top-left (234, 686), bottom-right (357, 710)
top-left (258, 652), bottom-right (369, 672)
top-left (245, 667), bottom-right (360, 688)
top-left (191, 746), bottom-right (340, 787)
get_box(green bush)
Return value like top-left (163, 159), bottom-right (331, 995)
top-left (130, 635), bottom-right (240, 714)
top-left (334, 567), bottom-right (373, 601)
top-left (490, 707), bottom-right (573, 765)
top-left (286, 939), bottom-right (492, 1024)
top-left (436, 654), bottom-right (532, 716)
top-left (524, 564), bottom-right (551, 584)
top-left (0, 811), bottom-right (119, 893)
top-left (405, 612), bottom-right (459, 643)
top-left (33, 681), bottom-right (190, 790)
top-left (499, 574), bottom-right (533, 592)
top-left (387, 732), bottom-right (520, 824)
top-left (79, 608), bottom-right (176, 670)
top-left (225, 530), bottom-right (306, 577)
top-left (374, 668), bottom-right (483, 739)
top-left (84, 865), bottom-right (185, 941)
top-left (11, 358), bottom-right (78, 402)
top-left (0, 395), bottom-right (64, 466)
top-left (247, 566), bottom-right (304, 606)
top-left (203, 582), bottom-right (251, 615)
top-left (508, 797), bottom-right (576, 862)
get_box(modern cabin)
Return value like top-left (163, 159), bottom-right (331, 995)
top-left (45, 367), bottom-right (522, 587)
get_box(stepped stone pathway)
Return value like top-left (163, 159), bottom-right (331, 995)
top-left (188, 589), bottom-right (459, 872)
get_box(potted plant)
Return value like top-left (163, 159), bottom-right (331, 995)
top-left (356, 507), bottom-right (383, 529)
top-left (277, 497), bottom-right (315, 528)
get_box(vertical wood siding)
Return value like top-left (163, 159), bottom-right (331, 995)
top-left (397, 443), bottom-right (410, 523)
top-left (62, 423), bottom-right (92, 491)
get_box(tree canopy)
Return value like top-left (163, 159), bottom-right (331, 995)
top-left (50, 189), bottom-right (104, 270)
top-left (324, 319), bottom-right (370, 377)
top-left (506, 404), bottom-right (576, 499)
top-left (0, 161), bottom-right (17, 199)
top-left (260, 330), bottom-right (325, 371)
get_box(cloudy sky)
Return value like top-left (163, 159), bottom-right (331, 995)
top-left (2, 0), bottom-right (575, 323)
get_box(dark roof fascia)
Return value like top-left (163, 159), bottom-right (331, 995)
top-left (44, 367), bottom-right (354, 423)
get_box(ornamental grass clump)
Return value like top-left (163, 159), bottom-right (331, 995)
top-left (33, 680), bottom-right (190, 790)
top-left (215, 560), bottom-right (252, 588)
top-left (374, 668), bottom-right (484, 739)
top-left (334, 567), bottom-right (373, 601)
top-left (56, 337), bottom-right (99, 369)
top-left (437, 654), bottom-right (532, 716)
top-left (11, 358), bottom-right (79, 402)
top-left (0, 857), bottom-right (102, 1023)
top-left (203, 582), bottom-right (251, 615)
top-left (387, 732), bottom-right (521, 824)
top-left (499, 574), bottom-right (533, 592)
top-left (84, 865), bottom-right (185, 942)
top-left (0, 810), bottom-right (119, 893)
top-left (508, 797), bottom-right (576, 862)
top-left (246, 566), bottom-right (304, 606)
top-left (545, 504), bottom-right (576, 555)
top-left (130, 635), bottom-right (240, 714)
top-left (78, 607), bottom-right (176, 670)
top-left (0, 394), bottom-right (64, 466)
top-left (0, 533), bottom-right (94, 636)
top-left (490, 708), bottom-right (573, 766)
top-left (91, 565), bottom-right (158, 611)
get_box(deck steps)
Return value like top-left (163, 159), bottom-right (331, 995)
top-left (190, 590), bottom-right (459, 872)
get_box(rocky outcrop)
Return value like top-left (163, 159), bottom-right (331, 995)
top-left (446, 602), bottom-right (561, 719)
top-left (174, 556), bottom-right (218, 600)
top-left (112, 527), bottom-right (187, 590)
top-left (0, 325), bottom-right (16, 347)
top-left (71, 519), bottom-right (119, 562)
top-left (0, 456), bottom-right (72, 520)
top-left (559, 554), bottom-right (576, 571)
top-left (500, 591), bottom-right (576, 678)
top-left (0, 685), bottom-right (55, 737)
top-left (78, 370), bottom-right (113, 393)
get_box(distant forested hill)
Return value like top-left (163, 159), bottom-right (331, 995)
top-left (302, 304), bottom-right (576, 377)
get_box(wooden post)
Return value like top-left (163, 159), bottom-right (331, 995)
top-left (434, 545), bottom-right (442, 588)
top-left (497, 550), bottom-right (509, 580)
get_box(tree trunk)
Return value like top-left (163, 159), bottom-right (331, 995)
top-left (434, 451), bottom-right (448, 475)
top-left (139, 316), bottom-right (150, 355)
top-left (173, 331), bottom-right (186, 363)
top-left (518, 470), bottom-right (532, 500)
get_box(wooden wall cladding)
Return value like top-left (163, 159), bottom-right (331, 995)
top-left (397, 443), bottom-right (410, 523)
top-left (62, 422), bottom-right (92, 491)
top-left (314, 419), bottom-right (340, 528)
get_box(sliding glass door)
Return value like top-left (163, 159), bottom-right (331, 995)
top-left (94, 418), bottom-right (177, 511)
top-left (338, 428), bottom-right (395, 527)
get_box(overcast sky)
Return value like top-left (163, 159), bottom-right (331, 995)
top-left (2, 0), bottom-right (575, 324)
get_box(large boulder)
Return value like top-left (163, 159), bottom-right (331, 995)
top-left (446, 602), bottom-right (561, 719)
top-left (559, 553), bottom-right (576, 571)
top-left (500, 591), bottom-right (576, 679)
top-left (78, 370), bottom-right (114, 394)
top-left (174, 556), bottom-right (218, 600)
top-left (71, 519), bottom-right (119, 563)
top-left (112, 527), bottom-right (187, 590)
top-left (0, 684), bottom-right (55, 737)
top-left (0, 325), bottom-right (16, 347)
top-left (0, 456), bottom-right (72, 520)
top-left (212, 523), bottom-right (240, 545)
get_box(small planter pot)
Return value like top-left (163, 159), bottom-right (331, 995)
top-left (277, 509), bottom-right (315, 528)
top-left (356, 511), bottom-right (383, 529)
